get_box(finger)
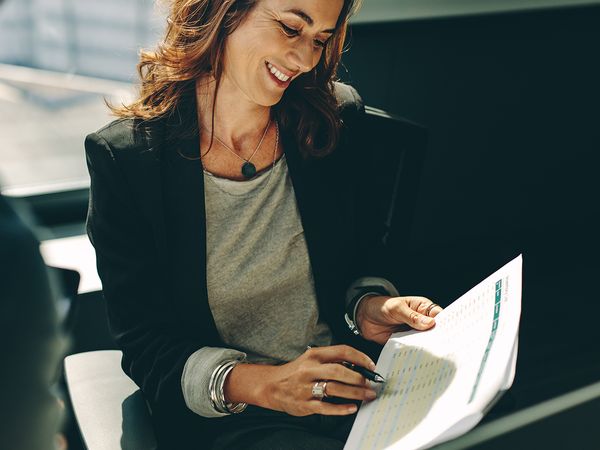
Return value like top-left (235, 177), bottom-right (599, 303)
top-left (407, 296), bottom-right (437, 313)
top-left (406, 296), bottom-right (443, 319)
top-left (313, 362), bottom-right (367, 387)
top-left (324, 381), bottom-right (377, 402)
top-left (310, 400), bottom-right (358, 416)
top-left (414, 299), bottom-right (443, 317)
top-left (398, 301), bottom-right (436, 330)
top-left (307, 345), bottom-right (376, 371)
top-left (429, 305), bottom-right (443, 317)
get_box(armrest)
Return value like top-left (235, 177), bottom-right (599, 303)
top-left (64, 350), bottom-right (157, 450)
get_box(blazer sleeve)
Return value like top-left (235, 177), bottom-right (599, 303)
top-left (85, 132), bottom-right (205, 417)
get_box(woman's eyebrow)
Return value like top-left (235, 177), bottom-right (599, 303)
top-left (283, 8), bottom-right (337, 34)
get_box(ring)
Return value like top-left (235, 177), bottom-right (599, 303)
top-left (425, 303), bottom-right (440, 316)
top-left (312, 381), bottom-right (328, 400)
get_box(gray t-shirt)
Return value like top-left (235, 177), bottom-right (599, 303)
top-left (182, 155), bottom-right (333, 418)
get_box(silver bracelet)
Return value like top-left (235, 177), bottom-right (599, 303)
top-left (208, 362), bottom-right (226, 412)
top-left (220, 362), bottom-right (248, 414)
top-left (212, 361), bottom-right (235, 413)
top-left (209, 360), bottom-right (248, 414)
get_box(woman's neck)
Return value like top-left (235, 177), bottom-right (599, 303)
top-left (195, 75), bottom-right (272, 149)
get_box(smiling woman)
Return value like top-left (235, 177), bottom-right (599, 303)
top-left (85, 0), bottom-right (439, 448)
top-left (111, 0), bottom-right (359, 162)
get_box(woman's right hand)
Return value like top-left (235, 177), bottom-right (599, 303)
top-left (262, 345), bottom-right (379, 417)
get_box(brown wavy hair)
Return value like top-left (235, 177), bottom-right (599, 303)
top-left (111, 0), bottom-right (362, 159)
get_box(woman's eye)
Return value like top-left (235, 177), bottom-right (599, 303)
top-left (279, 21), bottom-right (327, 49)
top-left (279, 22), bottom-right (300, 36)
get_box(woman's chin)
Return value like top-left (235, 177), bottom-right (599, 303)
top-left (257, 86), bottom-right (286, 107)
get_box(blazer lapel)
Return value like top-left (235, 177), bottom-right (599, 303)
top-left (116, 123), bottom-right (168, 261)
top-left (282, 128), bottom-right (355, 335)
top-left (162, 105), bottom-right (221, 344)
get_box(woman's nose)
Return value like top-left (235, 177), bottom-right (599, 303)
top-left (289, 38), bottom-right (317, 73)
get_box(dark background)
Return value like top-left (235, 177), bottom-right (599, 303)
top-left (341, 4), bottom-right (600, 415)
top-left (343, 5), bottom-right (599, 255)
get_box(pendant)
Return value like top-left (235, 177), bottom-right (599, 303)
top-left (241, 161), bottom-right (256, 179)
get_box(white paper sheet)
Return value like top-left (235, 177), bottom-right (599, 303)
top-left (345, 255), bottom-right (522, 450)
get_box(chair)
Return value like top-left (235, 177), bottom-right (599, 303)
top-left (64, 350), bottom-right (158, 450)
top-left (63, 105), bottom-right (427, 449)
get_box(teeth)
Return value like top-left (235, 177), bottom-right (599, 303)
top-left (267, 62), bottom-right (290, 82)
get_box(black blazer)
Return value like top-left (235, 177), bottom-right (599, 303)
top-left (85, 83), bottom-right (393, 447)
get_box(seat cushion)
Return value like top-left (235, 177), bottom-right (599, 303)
top-left (64, 350), bottom-right (157, 450)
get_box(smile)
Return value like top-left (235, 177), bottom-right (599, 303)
top-left (266, 61), bottom-right (291, 83)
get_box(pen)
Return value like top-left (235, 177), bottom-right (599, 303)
top-left (306, 345), bottom-right (385, 383)
top-left (341, 361), bottom-right (386, 383)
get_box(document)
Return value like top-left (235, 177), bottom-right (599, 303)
top-left (345, 255), bottom-right (522, 450)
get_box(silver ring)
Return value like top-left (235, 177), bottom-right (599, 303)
top-left (312, 381), bottom-right (328, 400)
top-left (425, 303), bottom-right (440, 316)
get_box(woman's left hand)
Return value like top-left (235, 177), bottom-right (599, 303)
top-left (356, 295), bottom-right (443, 345)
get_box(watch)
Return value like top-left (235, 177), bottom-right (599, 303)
top-left (344, 285), bottom-right (392, 336)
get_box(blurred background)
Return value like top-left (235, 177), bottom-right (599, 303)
top-left (0, 0), bottom-right (598, 449)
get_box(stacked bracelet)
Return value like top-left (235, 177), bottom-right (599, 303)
top-left (209, 359), bottom-right (248, 414)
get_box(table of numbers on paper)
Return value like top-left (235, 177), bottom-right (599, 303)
top-left (345, 255), bottom-right (522, 450)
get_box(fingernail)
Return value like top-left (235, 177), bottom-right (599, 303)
top-left (368, 361), bottom-right (377, 371)
top-left (348, 405), bottom-right (357, 413)
top-left (421, 316), bottom-right (433, 325)
top-left (366, 390), bottom-right (377, 400)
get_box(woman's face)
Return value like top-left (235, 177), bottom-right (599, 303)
top-left (222, 0), bottom-right (344, 106)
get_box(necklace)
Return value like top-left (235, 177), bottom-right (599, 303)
top-left (261, 120), bottom-right (280, 190)
top-left (201, 118), bottom-right (271, 179)
top-left (203, 121), bottom-right (280, 192)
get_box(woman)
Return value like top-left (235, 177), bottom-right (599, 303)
top-left (85, 0), bottom-right (441, 448)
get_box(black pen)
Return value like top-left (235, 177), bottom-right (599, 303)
top-left (341, 361), bottom-right (386, 383)
top-left (306, 345), bottom-right (385, 383)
